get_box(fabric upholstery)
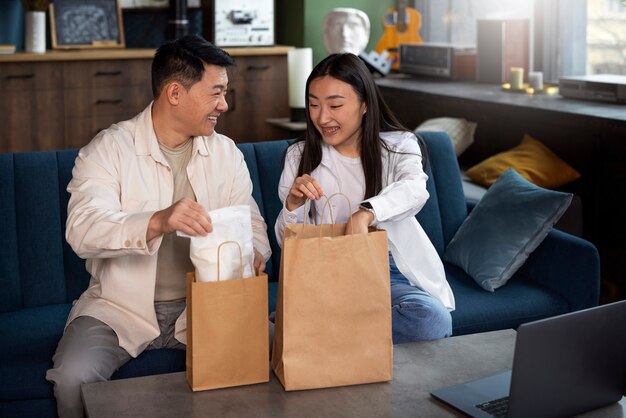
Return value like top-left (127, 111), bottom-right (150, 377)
top-left (0, 154), bottom-right (20, 313)
top-left (444, 169), bottom-right (573, 291)
top-left (0, 133), bottom-right (600, 418)
top-left (416, 117), bottom-right (476, 156)
top-left (465, 134), bottom-right (581, 188)
top-left (250, 140), bottom-right (291, 281)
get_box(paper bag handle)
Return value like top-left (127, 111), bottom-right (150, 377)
top-left (302, 193), bottom-right (349, 226)
top-left (320, 192), bottom-right (354, 235)
top-left (216, 240), bottom-right (243, 281)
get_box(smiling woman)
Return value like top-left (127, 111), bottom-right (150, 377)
top-left (275, 53), bottom-right (455, 345)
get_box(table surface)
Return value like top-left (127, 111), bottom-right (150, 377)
top-left (82, 329), bottom-right (625, 418)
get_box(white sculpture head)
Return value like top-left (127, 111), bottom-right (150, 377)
top-left (322, 8), bottom-right (370, 55)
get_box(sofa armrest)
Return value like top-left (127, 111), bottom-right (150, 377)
top-left (516, 229), bottom-right (600, 311)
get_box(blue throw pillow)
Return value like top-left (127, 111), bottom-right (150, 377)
top-left (444, 168), bottom-right (572, 291)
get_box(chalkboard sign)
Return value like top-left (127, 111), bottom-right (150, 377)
top-left (50, 0), bottom-right (125, 49)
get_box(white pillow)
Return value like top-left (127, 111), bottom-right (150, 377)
top-left (415, 117), bottom-right (477, 156)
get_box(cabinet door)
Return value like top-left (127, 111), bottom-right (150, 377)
top-left (218, 55), bottom-right (289, 142)
top-left (63, 59), bottom-right (152, 88)
top-left (65, 114), bottom-right (125, 149)
top-left (63, 59), bottom-right (153, 149)
top-left (0, 63), bottom-right (64, 152)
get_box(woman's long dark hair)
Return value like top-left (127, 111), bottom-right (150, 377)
top-left (294, 53), bottom-right (427, 199)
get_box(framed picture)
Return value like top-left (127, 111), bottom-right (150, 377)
top-left (50, 0), bottom-right (125, 49)
top-left (119, 0), bottom-right (200, 8)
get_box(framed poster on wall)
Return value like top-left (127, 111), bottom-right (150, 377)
top-left (209, 0), bottom-right (274, 47)
top-left (50, 0), bottom-right (125, 49)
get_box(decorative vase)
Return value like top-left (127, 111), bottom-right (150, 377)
top-left (24, 11), bottom-right (45, 53)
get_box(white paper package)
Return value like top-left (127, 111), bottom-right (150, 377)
top-left (178, 205), bottom-right (255, 282)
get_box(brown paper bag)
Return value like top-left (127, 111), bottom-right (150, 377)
top-left (186, 241), bottom-right (269, 391)
top-left (271, 203), bottom-right (393, 391)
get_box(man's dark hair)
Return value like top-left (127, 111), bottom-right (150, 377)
top-left (151, 34), bottom-right (235, 98)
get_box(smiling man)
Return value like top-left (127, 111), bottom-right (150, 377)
top-left (46, 35), bottom-right (271, 418)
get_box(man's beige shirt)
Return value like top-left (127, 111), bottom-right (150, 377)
top-left (65, 103), bottom-right (271, 357)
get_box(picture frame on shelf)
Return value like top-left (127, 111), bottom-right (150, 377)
top-left (50, 0), bottom-right (125, 49)
top-left (118, 0), bottom-right (200, 8)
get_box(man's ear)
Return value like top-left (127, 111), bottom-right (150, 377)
top-left (165, 82), bottom-right (182, 105)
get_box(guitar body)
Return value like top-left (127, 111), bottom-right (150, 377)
top-left (376, 5), bottom-right (422, 69)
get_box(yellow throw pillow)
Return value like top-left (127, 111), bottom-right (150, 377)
top-left (465, 134), bottom-right (581, 188)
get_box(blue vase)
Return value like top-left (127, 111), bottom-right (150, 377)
top-left (0, 0), bottom-right (25, 50)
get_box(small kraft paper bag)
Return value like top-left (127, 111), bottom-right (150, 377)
top-left (186, 240), bottom-right (269, 391)
top-left (271, 194), bottom-right (393, 391)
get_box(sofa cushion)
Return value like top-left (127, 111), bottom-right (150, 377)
top-left (444, 169), bottom-right (573, 292)
top-left (0, 304), bottom-right (71, 401)
top-left (250, 140), bottom-right (292, 282)
top-left (415, 117), bottom-right (477, 157)
top-left (446, 263), bottom-right (569, 336)
top-left (112, 349), bottom-right (185, 380)
top-left (416, 132), bottom-right (468, 257)
top-left (0, 153), bottom-right (20, 313)
top-left (465, 134), bottom-right (581, 188)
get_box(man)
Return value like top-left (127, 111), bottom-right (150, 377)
top-left (46, 35), bottom-right (271, 418)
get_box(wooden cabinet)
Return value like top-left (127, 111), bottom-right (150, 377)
top-left (220, 55), bottom-right (290, 142)
top-left (62, 59), bottom-right (152, 149)
top-left (0, 47), bottom-right (291, 153)
top-left (0, 62), bottom-right (65, 152)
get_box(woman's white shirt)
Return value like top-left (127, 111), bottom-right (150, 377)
top-left (275, 131), bottom-right (455, 310)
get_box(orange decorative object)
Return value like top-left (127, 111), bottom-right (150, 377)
top-left (376, 0), bottom-right (423, 69)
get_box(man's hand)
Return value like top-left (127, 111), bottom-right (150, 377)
top-left (253, 248), bottom-right (266, 273)
top-left (345, 209), bottom-right (374, 235)
top-left (147, 198), bottom-right (212, 242)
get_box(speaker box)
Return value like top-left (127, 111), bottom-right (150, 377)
top-left (399, 43), bottom-right (476, 80)
top-left (476, 19), bottom-right (529, 84)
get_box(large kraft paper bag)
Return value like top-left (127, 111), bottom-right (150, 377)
top-left (186, 243), bottom-right (269, 391)
top-left (271, 222), bottom-right (393, 390)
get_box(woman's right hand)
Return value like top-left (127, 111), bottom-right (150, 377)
top-left (286, 174), bottom-right (324, 211)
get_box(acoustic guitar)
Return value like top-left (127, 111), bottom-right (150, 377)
top-left (376, 0), bottom-right (423, 69)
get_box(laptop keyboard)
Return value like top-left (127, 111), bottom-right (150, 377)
top-left (476, 396), bottom-right (510, 417)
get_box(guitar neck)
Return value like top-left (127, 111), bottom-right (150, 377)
top-left (397, 0), bottom-right (408, 32)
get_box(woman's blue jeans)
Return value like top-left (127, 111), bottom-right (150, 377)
top-left (389, 253), bottom-right (452, 343)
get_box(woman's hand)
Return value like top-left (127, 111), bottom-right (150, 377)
top-left (346, 209), bottom-right (374, 235)
top-left (286, 174), bottom-right (324, 211)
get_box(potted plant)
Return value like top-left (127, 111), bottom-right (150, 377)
top-left (22, 0), bottom-right (50, 53)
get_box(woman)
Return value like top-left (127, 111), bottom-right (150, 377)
top-left (274, 53), bottom-right (454, 343)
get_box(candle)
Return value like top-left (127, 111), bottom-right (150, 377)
top-left (288, 48), bottom-right (313, 121)
top-left (510, 67), bottom-right (524, 90)
top-left (528, 71), bottom-right (544, 90)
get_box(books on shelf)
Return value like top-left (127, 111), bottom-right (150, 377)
top-left (0, 45), bottom-right (16, 54)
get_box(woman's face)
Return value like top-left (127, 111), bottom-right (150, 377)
top-left (308, 75), bottom-right (367, 157)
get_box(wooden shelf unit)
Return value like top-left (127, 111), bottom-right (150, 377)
top-left (0, 46), bottom-right (292, 153)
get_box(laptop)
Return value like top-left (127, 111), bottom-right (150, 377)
top-left (431, 300), bottom-right (626, 418)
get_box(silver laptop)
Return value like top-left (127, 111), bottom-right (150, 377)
top-left (431, 300), bottom-right (626, 418)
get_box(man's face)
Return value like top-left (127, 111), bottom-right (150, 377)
top-left (179, 63), bottom-right (229, 137)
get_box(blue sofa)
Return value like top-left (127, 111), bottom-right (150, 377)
top-left (0, 132), bottom-right (600, 417)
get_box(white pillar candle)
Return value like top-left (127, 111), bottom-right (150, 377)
top-left (288, 48), bottom-right (313, 110)
top-left (510, 67), bottom-right (524, 90)
top-left (528, 71), bottom-right (544, 90)
top-left (25, 11), bottom-right (46, 54)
